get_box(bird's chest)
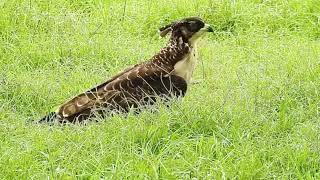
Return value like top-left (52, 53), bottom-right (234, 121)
top-left (172, 47), bottom-right (198, 83)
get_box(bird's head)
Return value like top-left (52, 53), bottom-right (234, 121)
top-left (159, 17), bottom-right (213, 45)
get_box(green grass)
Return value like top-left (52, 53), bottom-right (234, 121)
top-left (1, 0), bottom-right (320, 178)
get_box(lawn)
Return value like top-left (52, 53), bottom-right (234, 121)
top-left (1, 0), bottom-right (320, 179)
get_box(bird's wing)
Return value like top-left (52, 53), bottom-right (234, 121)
top-left (56, 63), bottom-right (186, 119)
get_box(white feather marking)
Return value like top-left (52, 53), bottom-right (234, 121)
top-left (126, 73), bottom-right (130, 80)
top-left (98, 95), bottom-right (104, 100)
top-left (172, 48), bottom-right (177, 53)
top-left (76, 99), bottom-right (89, 107)
top-left (129, 80), bottom-right (134, 86)
top-left (134, 68), bottom-right (140, 74)
top-left (178, 37), bottom-right (183, 45)
top-left (172, 45), bottom-right (198, 84)
top-left (63, 111), bottom-right (69, 117)
top-left (119, 82), bottom-right (123, 89)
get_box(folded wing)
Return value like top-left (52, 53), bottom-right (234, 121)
top-left (56, 63), bottom-right (187, 122)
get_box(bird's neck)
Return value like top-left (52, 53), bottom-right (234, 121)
top-left (150, 38), bottom-right (191, 70)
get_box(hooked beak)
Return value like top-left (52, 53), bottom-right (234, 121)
top-left (204, 24), bottom-right (214, 32)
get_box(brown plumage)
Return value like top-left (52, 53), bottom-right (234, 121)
top-left (38, 17), bottom-right (213, 123)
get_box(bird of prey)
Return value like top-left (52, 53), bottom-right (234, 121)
top-left (39, 17), bottom-right (213, 123)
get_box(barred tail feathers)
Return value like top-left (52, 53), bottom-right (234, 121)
top-left (38, 112), bottom-right (60, 123)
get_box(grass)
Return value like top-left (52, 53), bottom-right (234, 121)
top-left (1, 0), bottom-right (320, 178)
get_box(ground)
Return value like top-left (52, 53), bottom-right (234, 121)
top-left (1, 0), bottom-right (320, 179)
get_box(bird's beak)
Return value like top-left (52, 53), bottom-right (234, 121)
top-left (204, 24), bottom-right (214, 32)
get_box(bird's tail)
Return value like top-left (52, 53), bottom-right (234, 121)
top-left (37, 112), bottom-right (59, 123)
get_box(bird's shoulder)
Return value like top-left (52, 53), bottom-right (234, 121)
top-left (94, 61), bottom-right (171, 91)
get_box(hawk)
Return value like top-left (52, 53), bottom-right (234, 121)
top-left (39, 17), bottom-right (213, 123)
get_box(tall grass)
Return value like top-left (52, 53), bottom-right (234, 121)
top-left (1, 0), bottom-right (320, 178)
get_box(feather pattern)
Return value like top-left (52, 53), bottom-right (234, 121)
top-left (38, 17), bottom-right (213, 123)
top-left (46, 39), bottom-right (190, 122)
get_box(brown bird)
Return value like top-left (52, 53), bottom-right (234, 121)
top-left (39, 17), bottom-right (213, 123)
